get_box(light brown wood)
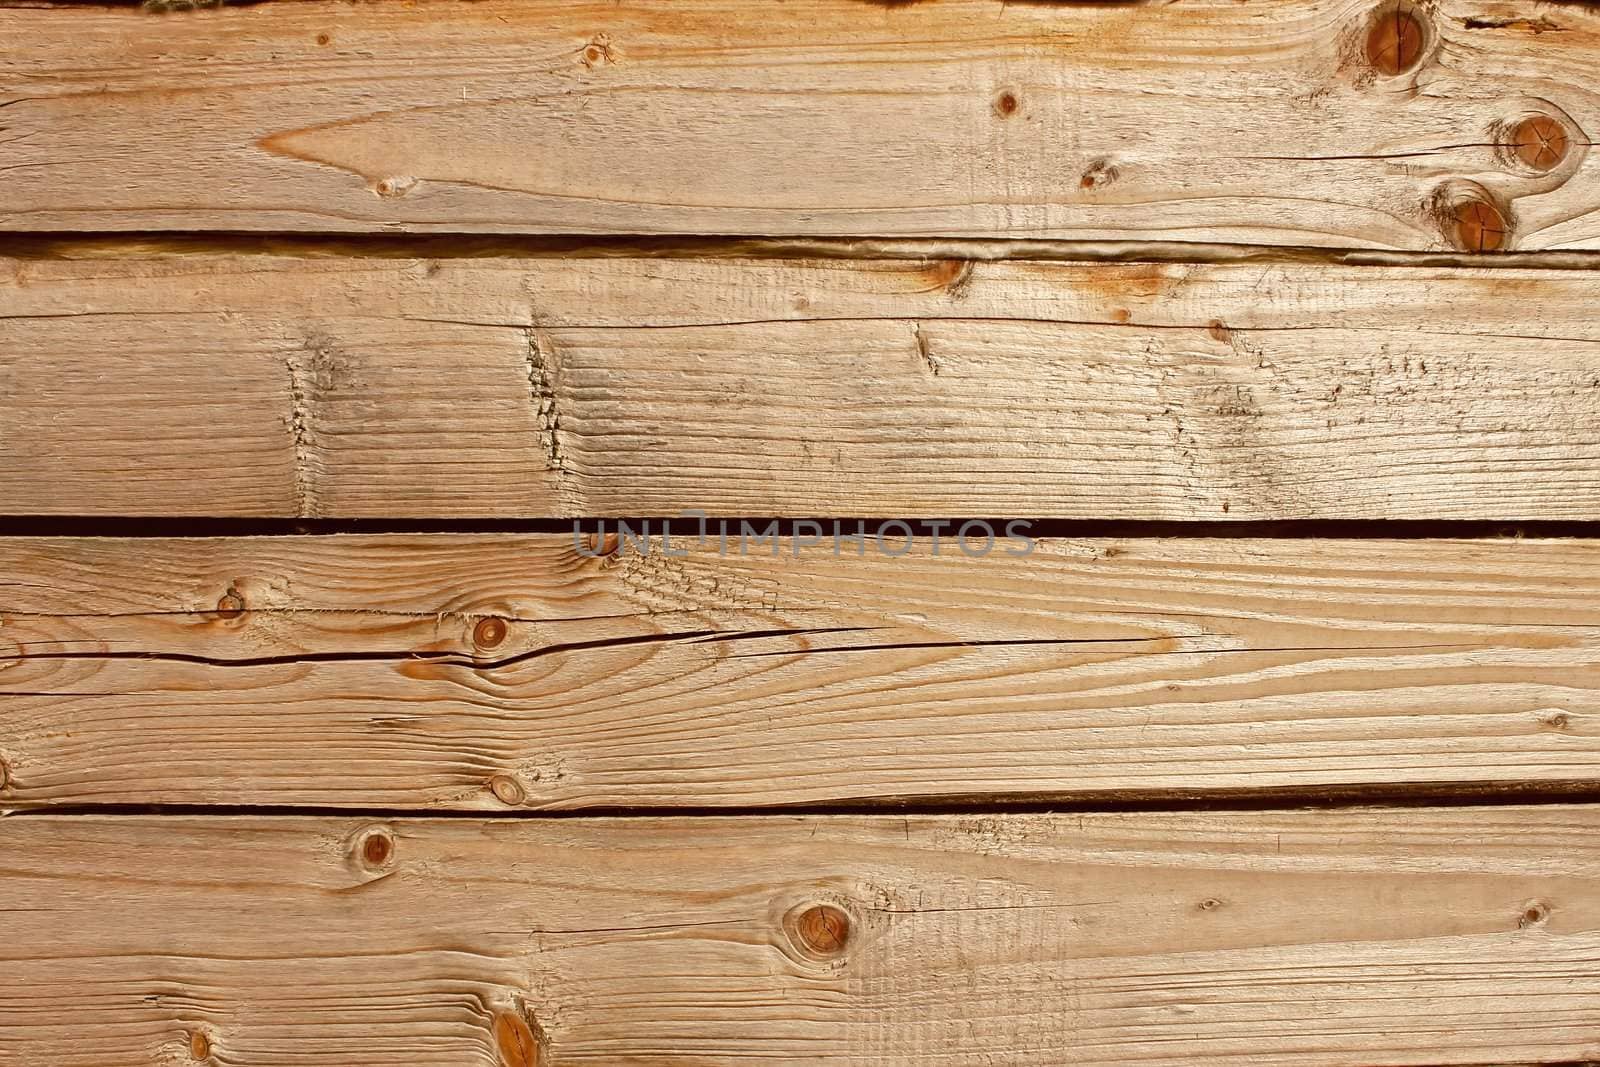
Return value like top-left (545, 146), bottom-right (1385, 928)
top-left (3, 533), bottom-right (1597, 809)
top-left (8, 2), bottom-right (1598, 1058)
top-left (2, 807), bottom-right (1599, 1065)
top-left (7, 250), bottom-right (1600, 518)
top-left (2, 0), bottom-right (1600, 248)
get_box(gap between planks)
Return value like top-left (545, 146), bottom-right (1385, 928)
top-left (16, 233), bottom-right (1600, 270)
top-left (0, 517), bottom-right (1594, 538)
top-left (19, 778), bottom-right (1600, 820)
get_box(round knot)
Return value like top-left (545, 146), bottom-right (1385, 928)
top-left (216, 589), bottom-right (245, 620)
top-left (1451, 197), bottom-right (1509, 253)
top-left (1365, 5), bottom-right (1425, 76)
top-left (474, 616), bottom-right (509, 650)
top-left (360, 830), bottom-right (394, 868)
top-left (489, 774), bottom-right (527, 806)
top-left (792, 903), bottom-right (851, 957)
top-left (1509, 115), bottom-right (1570, 171)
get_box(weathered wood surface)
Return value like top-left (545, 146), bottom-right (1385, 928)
top-left (0, 0), bottom-right (1598, 247)
top-left (3, 533), bottom-right (1597, 809)
top-left (7, 251), bottom-right (1600, 518)
top-left (2, 808), bottom-right (1598, 1065)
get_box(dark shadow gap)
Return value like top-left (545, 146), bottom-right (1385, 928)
top-left (0, 516), bottom-right (1596, 539)
top-left (8, 231), bottom-right (1600, 271)
top-left (15, 779), bottom-right (1600, 819)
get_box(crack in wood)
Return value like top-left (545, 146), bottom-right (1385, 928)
top-left (0, 626), bottom-right (879, 671)
top-left (2, 634), bottom-right (1499, 668)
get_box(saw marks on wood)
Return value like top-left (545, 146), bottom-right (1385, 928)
top-left (2, 808), bottom-right (1598, 1065)
top-left (1, 534), bottom-right (1596, 808)
top-left (0, 0), bottom-right (1598, 246)
top-left (6, 252), bottom-right (1600, 518)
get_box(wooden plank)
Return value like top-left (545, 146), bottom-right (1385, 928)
top-left (1, 0), bottom-right (1599, 247)
top-left (3, 533), bottom-right (1597, 809)
top-left (2, 808), bottom-right (1599, 1065)
top-left (7, 251), bottom-right (1600, 518)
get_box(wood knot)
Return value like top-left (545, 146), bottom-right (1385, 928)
top-left (790, 903), bottom-right (851, 957)
top-left (360, 829), bottom-right (394, 869)
top-left (0, 755), bottom-right (9, 792)
top-left (923, 257), bottom-right (974, 296)
top-left (1206, 319), bottom-right (1232, 343)
top-left (994, 90), bottom-right (1019, 118)
top-left (581, 33), bottom-right (615, 68)
top-left (1507, 114), bottom-right (1570, 171)
top-left (315, 32), bottom-right (331, 46)
top-left (489, 774), bottom-right (527, 806)
top-left (188, 1030), bottom-right (211, 1060)
top-left (1080, 158), bottom-right (1118, 190)
top-left (1520, 900), bottom-right (1550, 928)
top-left (585, 530), bottom-right (621, 557)
top-left (215, 588), bottom-right (245, 620)
top-left (493, 1009), bottom-right (541, 1067)
top-left (1450, 197), bottom-right (1509, 253)
top-left (1198, 897), bottom-right (1223, 912)
top-left (373, 175), bottom-right (417, 199)
top-left (1365, 4), bottom-right (1426, 76)
top-left (474, 616), bottom-right (509, 650)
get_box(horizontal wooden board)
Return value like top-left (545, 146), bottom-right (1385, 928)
top-left (2, 533), bottom-right (1597, 809)
top-left (3, 807), bottom-right (1599, 1065)
top-left (2, 0), bottom-right (1600, 247)
top-left (7, 251), bottom-right (1600, 518)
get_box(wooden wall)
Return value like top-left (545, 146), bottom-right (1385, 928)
top-left (3, 1), bottom-right (1600, 1063)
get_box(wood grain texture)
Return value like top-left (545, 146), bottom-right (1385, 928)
top-left (7, 251), bottom-right (1600, 518)
top-left (2, 0), bottom-right (1599, 247)
top-left (2, 808), bottom-right (1599, 1065)
top-left (2, 533), bottom-right (1597, 809)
